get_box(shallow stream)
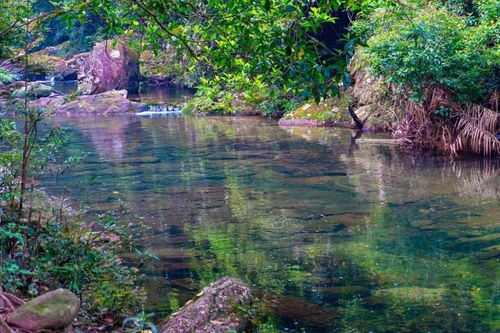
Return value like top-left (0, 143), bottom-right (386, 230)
top-left (45, 110), bottom-right (499, 332)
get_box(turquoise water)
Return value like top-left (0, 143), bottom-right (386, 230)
top-left (48, 116), bottom-right (499, 332)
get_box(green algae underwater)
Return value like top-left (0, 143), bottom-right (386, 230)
top-left (47, 116), bottom-right (499, 332)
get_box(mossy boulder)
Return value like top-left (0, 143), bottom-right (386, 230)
top-left (160, 277), bottom-right (252, 333)
top-left (347, 51), bottom-right (397, 130)
top-left (54, 90), bottom-right (148, 115)
top-left (279, 97), bottom-right (350, 127)
top-left (7, 288), bottom-right (79, 331)
top-left (280, 50), bottom-right (398, 130)
top-left (78, 40), bottom-right (140, 95)
top-left (27, 53), bottom-right (67, 76)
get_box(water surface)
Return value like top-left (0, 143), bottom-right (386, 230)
top-left (48, 116), bottom-right (499, 332)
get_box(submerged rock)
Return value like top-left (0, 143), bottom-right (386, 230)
top-left (114, 156), bottom-right (160, 164)
top-left (160, 277), bottom-right (252, 333)
top-left (255, 291), bottom-right (339, 328)
top-left (6, 288), bottom-right (79, 331)
top-left (375, 287), bottom-right (446, 305)
top-left (77, 40), bottom-right (140, 95)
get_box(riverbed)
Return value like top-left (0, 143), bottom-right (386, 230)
top-left (45, 114), bottom-right (499, 332)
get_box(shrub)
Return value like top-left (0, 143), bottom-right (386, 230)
top-left (353, 2), bottom-right (498, 104)
top-left (0, 67), bottom-right (16, 84)
top-left (352, 1), bottom-right (499, 155)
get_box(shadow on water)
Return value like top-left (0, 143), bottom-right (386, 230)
top-left (47, 116), bottom-right (499, 332)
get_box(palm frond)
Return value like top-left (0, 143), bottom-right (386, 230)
top-left (452, 104), bottom-right (500, 156)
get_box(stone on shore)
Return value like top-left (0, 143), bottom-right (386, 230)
top-left (6, 288), bottom-right (79, 332)
top-left (11, 82), bottom-right (55, 99)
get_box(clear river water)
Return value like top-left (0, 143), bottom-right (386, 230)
top-left (44, 109), bottom-right (499, 332)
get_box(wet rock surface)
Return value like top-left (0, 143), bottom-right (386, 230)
top-left (160, 277), bottom-right (252, 333)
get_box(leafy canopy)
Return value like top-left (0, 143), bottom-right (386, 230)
top-left (353, 0), bottom-right (499, 103)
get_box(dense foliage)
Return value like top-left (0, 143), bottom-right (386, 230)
top-left (9, 0), bottom-right (389, 110)
top-left (353, 0), bottom-right (499, 155)
top-left (354, 0), bottom-right (499, 103)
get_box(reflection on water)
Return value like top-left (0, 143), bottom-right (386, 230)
top-left (48, 116), bottom-right (499, 332)
top-left (50, 80), bottom-right (78, 94)
top-left (128, 85), bottom-right (194, 105)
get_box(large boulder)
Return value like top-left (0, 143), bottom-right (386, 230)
top-left (77, 40), bottom-right (140, 95)
top-left (160, 277), bottom-right (253, 333)
top-left (54, 89), bottom-right (147, 115)
top-left (6, 288), bottom-right (79, 331)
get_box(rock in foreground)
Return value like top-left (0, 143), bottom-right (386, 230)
top-left (6, 288), bottom-right (79, 332)
top-left (160, 277), bottom-right (252, 333)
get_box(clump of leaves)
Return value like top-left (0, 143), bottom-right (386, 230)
top-left (0, 67), bottom-right (16, 84)
top-left (63, 90), bottom-right (79, 104)
top-left (353, 2), bottom-right (498, 104)
top-left (123, 308), bottom-right (158, 333)
top-left (353, 1), bottom-right (499, 155)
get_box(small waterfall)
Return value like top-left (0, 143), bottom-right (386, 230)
top-left (45, 74), bottom-right (56, 85)
top-left (136, 104), bottom-right (182, 116)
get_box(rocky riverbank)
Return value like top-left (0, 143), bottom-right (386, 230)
top-left (1, 277), bottom-right (252, 333)
top-left (0, 39), bottom-right (155, 116)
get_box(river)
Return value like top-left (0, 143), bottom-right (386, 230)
top-left (44, 112), bottom-right (499, 332)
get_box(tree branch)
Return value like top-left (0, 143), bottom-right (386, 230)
top-left (127, 0), bottom-right (200, 61)
top-left (348, 106), bottom-right (364, 129)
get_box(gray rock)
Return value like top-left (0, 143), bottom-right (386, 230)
top-left (7, 288), bottom-right (79, 331)
top-left (11, 82), bottom-right (54, 99)
top-left (54, 89), bottom-right (147, 115)
top-left (160, 277), bottom-right (253, 333)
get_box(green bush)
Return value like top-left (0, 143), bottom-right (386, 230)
top-left (353, 1), bottom-right (499, 103)
top-left (0, 67), bottom-right (15, 84)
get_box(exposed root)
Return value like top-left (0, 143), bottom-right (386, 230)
top-left (0, 291), bottom-right (20, 333)
top-left (0, 292), bottom-right (24, 314)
